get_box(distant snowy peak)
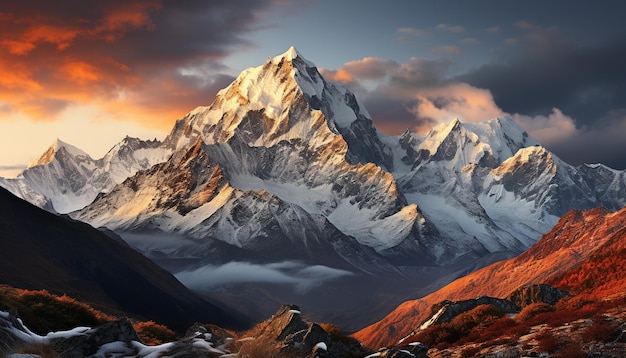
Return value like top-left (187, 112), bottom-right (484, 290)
top-left (3, 136), bottom-right (172, 214)
top-left (414, 117), bottom-right (537, 170)
top-left (28, 138), bottom-right (92, 168)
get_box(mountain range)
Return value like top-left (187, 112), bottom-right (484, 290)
top-left (1, 46), bottom-right (625, 329)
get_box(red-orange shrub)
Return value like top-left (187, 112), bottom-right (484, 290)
top-left (554, 343), bottom-right (586, 358)
top-left (581, 318), bottom-right (620, 343)
top-left (536, 331), bottom-right (561, 353)
top-left (516, 303), bottom-right (555, 323)
top-left (133, 321), bottom-right (177, 345)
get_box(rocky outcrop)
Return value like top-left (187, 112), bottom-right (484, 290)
top-left (245, 304), bottom-right (369, 358)
top-left (0, 309), bottom-right (235, 358)
top-left (257, 304), bottom-right (309, 342)
top-left (50, 318), bottom-right (139, 358)
top-left (0, 310), bottom-right (34, 354)
top-left (508, 284), bottom-right (570, 308)
top-left (422, 296), bottom-right (519, 327)
top-left (370, 342), bottom-right (429, 358)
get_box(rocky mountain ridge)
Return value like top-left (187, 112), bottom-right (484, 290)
top-left (354, 205), bottom-right (626, 349)
top-left (2, 48), bottom-right (624, 265)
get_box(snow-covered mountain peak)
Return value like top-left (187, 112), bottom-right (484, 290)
top-left (164, 47), bottom-right (392, 170)
top-left (271, 46), bottom-right (314, 66)
top-left (494, 145), bottom-right (553, 174)
top-left (28, 138), bottom-right (91, 168)
top-left (412, 117), bottom-right (538, 170)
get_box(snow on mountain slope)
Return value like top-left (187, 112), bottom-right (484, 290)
top-left (577, 162), bottom-right (626, 210)
top-left (29, 138), bottom-right (91, 167)
top-left (385, 116), bottom-right (626, 261)
top-left (74, 47), bottom-right (430, 260)
top-left (0, 137), bottom-right (172, 213)
top-left (164, 46), bottom-right (393, 170)
top-left (73, 140), bottom-right (401, 273)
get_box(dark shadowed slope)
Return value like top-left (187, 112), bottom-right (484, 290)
top-left (0, 187), bottom-right (241, 330)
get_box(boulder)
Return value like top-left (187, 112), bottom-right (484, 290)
top-left (508, 284), bottom-right (570, 309)
top-left (50, 318), bottom-right (139, 358)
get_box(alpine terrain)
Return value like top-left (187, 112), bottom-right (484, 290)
top-left (355, 206), bottom-right (626, 357)
top-left (2, 47), bottom-right (626, 328)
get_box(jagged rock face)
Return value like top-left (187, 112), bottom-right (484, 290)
top-left (577, 163), bottom-right (626, 211)
top-left (508, 284), bottom-right (570, 308)
top-left (258, 304), bottom-right (309, 342)
top-left (247, 304), bottom-right (369, 358)
top-left (155, 47), bottom-right (421, 252)
top-left (7, 47), bottom-right (626, 266)
top-left (74, 140), bottom-right (401, 272)
top-left (0, 311), bottom-right (31, 354)
top-left (165, 47), bottom-right (393, 171)
top-left (394, 117), bottom-right (626, 261)
top-left (75, 140), bottom-right (230, 231)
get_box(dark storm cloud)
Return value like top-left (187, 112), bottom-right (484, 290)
top-left (322, 56), bottom-right (501, 134)
top-left (543, 112), bottom-right (626, 169)
top-left (458, 32), bottom-right (626, 127)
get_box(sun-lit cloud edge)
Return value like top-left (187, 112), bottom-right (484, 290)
top-left (321, 55), bottom-right (626, 169)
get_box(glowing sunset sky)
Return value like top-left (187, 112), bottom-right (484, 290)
top-left (2, 0), bottom-right (626, 177)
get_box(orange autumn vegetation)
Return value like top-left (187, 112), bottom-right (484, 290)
top-left (133, 321), bottom-right (177, 345)
top-left (403, 295), bottom-right (626, 352)
top-left (549, 228), bottom-right (626, 298)
top-left (354, 206), bottom-right (626, 349)
top-left (0, 284), bottom-right (179, 345)
top-left (405, 304), bottom-right (505, 349)
top-left (0, 285), bottom-right (114, 334)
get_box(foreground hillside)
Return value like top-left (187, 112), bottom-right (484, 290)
top-left (354, 206), bottom-right (626, 352)
top-left (3, 206), bottom-right (626, 358)
top-left (0, 286), bottom-right (369, 358)
top-left (0, 187), bottom-right (239, 331)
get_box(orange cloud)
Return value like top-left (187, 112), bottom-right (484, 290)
top-left (0, 0), bottom-right (282, 137)
top-left (0, 61), bottom-right (41, 90)
top-left (513, 108), bottom-right (577, 145)
top-left (2, 39), bottom-right (36, 55)
top-left (322, 68), bottom-right (353, 83)
top-left (60, 61), bottom-right (102, 84)
top-left (23, 25), bottom-right (80, 50)
top-left (94, 2), bottom-right (162, 42)
top-left (408, 83), bottom-right (504, 130)
top-left (321, 57), bottom-right (397, 84)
